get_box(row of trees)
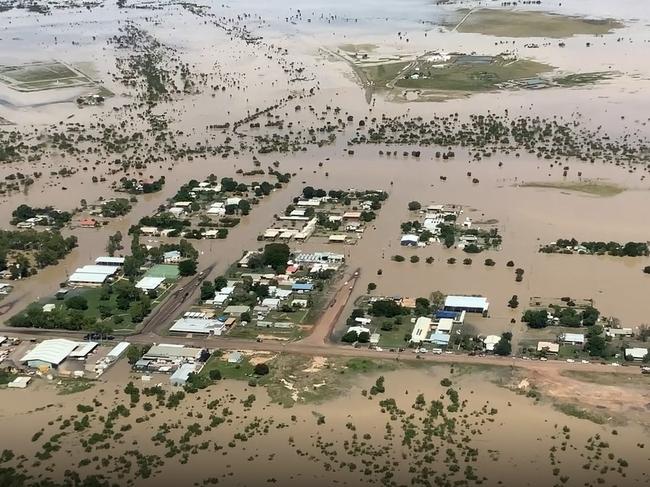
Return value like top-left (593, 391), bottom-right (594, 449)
top-left (522, 306), bottom-right (600, 328)
top-left (541, 239), bottom-right (649, 257)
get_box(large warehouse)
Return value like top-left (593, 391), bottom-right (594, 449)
top-left (21, 339), bottom-right (98, 370)
top-left (68, 264), bottom-right (120, 285)
top-left (443, 295), bottom-right (489, 314)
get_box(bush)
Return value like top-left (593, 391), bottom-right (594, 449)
top-left (254, 363), bottom-right (269, 376)
top-left (463, 258), bottom-right (472, 265)
top-left (484, 258), bottom-right (495, 266)
top-left (643, 266), bottom-right (650, 274)
top-left (66, 295), bottom-right (88, 310)
top-left (407, 201), bottom-right (421, 211)
top-left (367, 282), bottom-right (377, 293)
top-left (392, 255), bottom-right (405, 262)
top-left (342, 330), bottom-right (358, 343)
top-left (410, 255), bottom-right (420, 263)
top-left (208, 369), bottom-right (222, 381)
top-left (506, 260), bottom-right (515, 267)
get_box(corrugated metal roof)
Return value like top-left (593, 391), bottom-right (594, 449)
top-left (21, 339), bottom-right (79, 365)
top-left (68, 272), bottom-right (109, 284)
top-left (444, 295), bottom-right (489, 310)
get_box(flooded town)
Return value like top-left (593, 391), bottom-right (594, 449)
top-left (0, 0), bottom-right (649, 486)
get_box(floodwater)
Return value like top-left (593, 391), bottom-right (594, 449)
top-left (0, 364), bottom-right (647, 486)
top-left (0, 0), bottom-right (648, 368)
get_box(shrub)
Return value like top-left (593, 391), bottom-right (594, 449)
top-left (392, 255), bottom-right (405, 262)
top-left (410, 255), bottom-right (420, 263)
top-left (254, 363), bottom-right (269, 376)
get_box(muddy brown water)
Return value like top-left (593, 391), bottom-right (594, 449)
top-left (0, 364), bottom-right (647, 486)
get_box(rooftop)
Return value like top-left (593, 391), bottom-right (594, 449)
top-left (21, 339), bottom-right (79, 365)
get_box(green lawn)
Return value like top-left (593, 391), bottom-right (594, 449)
top-left (199, 353), bottom-right (255, 381)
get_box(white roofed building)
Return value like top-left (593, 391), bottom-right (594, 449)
top-left (444, 295), bottom-right (489, 314)
top-left (135, 276), bottom-right (166, 291)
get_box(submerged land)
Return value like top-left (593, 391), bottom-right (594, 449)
top-left (0, 0), bottom-right (649, 486)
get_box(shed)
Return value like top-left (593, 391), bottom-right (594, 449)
top-left (135, 276), bottom-right (166, 291)
top-left (625, 348), bottom-right (648, 361)
top-left (292, 282), bottom-right (314, 292)
top-left (228, 351), bottom-right (243, 364)
top-left (21, 339), bottom-right (79, 368)
top-left (400, 234), bottom-right (419, 246)
top-left (107, 342), bottom-right (130, 361)
top-left (559, 333), bottom-right (586, 345)
top-left (224, 305), bottom-right (251, 317)
top-left (444, 295), bottom-right (489, 313)
top-left (170, 363), bottom-right (198, 386)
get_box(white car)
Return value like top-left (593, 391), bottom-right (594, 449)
top-left (540, 357), bottom-right (548, 361)
top-left (566, 359), bottom-right (575, 363)
top-left (581, 360), bottom-right (590, 364)
top-left (610, 363), bottom-right (621, 367)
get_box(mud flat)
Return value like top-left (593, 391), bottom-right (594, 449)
top-left (0, 360), bottom-right (647, 486)
top-left (448, 8), bottom-right (624, 38)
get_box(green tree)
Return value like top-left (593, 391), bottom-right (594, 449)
top-left (254, 363), bottom-right (269, 376)
top-left (494, 333), bottom-right (512, 356)
top-left (66, 295), bottom-right (88, 310)
top-left (262, 243), bottom-right (290, 273)
top-left (407, 201), bottom-right (422, 211)
top-left (178, 259), bottom-right (197, 276)
top-left (341, 330), bottom-right (358, 343)
top-left (200, 281), bottom-right (215, 301)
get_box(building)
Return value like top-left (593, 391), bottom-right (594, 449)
top-left (483, 335), bottom-right (501, 352)
top-left (427, 332), bottom-right (451, 347)
top-left (293, 252), bottom-right (345, 264)
top-left (400, 234), bottom-right (419, 246)
top-left (605, 328), bottom-right (633, 338)
top-left (143, 344), bottom-right (203, 363)
top-left (163, 251), bottom-right (182, 264)
top-left (170, 363), bottom-right (199, 386)
top-left (68, 264), bottom-right (120, 286)
top-left (228, 351), bottom-right (243, 364)
top-left (342, 211), bottom-right (362, 220)
top-left (625, 348), bottom-right (648, 361)
top-left (435, 318), bottom-right (454, 334)
top-left (135, 276), bottom-right (166, 292)
top-left (224, 305), bottom-right (251, 317)
top-left (443, 295), bottom-right (489, 314)
top-left (107, 342), bottom-right (130, 362)
top-left (411, 317), bottom-right (432, 343)
top-left (79, 218), bottom-right (98, 228)
top-left (95, 256), bottom-right (125, 266)
top-left (292, 282), bottom-right (314, 292)
top-left (329, 235), bottom-right (347, 243)
top-left (21, 339), bottom-right (80, 369)
top-left (537, 341), bottom-right (560, 354)
top-left (559, 333), bottom-right (586, 346)
top-left (169, 318), bottom-right (226, 336)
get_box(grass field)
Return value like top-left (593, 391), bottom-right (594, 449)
top-left (518, 180), bottom-right (625, 197)
top-left (449, 9), bottom-right (623, 38)
top-left (395, 58), bottom-right (552, 92)
top-left (0, 62), bottom-right (97, 92)
top-left (199, 353), bottom-right (256, 381)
